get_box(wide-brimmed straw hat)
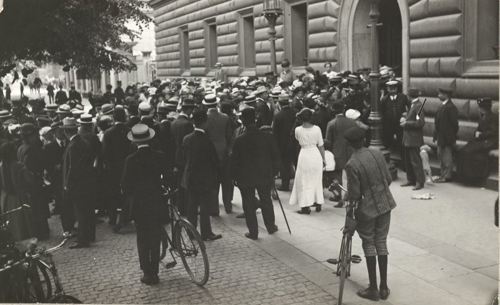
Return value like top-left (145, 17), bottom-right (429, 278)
top-left (127, 124), bottom-right (156, 143)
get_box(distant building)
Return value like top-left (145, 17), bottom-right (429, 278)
top-left (150, 0), bottom-right (499, 146)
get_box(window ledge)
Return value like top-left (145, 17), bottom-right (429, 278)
top-left (239, 68), bottom-right (257, 77)
top-left (463, 60), bottom-right (499, 78)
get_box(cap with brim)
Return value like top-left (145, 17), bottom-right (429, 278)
top-left (127, 124), bottom-right (156, 143)
top-left (244, 95), bottom-right (257, 105)
top-left (61, 117), bottom-right (79, 129)
top-left (346, 109), bottom-right (361, 120)
top-left (101, 103), bottom-right (114, 115)
top-left (0, 110), bottom-right (11, 119)
top-left (77, 114), bottom-right (95, 125)
top-left (56, 104), bottom-right (71, 114)
top-left (202, 94), bottom-right (219, 106)
top-left (386, 80), bottom-right (399, 87)
top-left (332, 102), bottom-right (345, 112)
top-left (344, 126), bottom-right (366, 143)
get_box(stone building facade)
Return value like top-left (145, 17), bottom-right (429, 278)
top-left (150, 0), bottom-right (499, 144)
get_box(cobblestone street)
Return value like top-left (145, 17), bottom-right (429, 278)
top-left (45, 216), bottom-right (335, 304)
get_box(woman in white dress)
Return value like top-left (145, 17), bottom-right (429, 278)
top-left (289, 108), bottom-right (326, 214)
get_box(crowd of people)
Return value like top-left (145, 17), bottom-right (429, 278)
top-left (0, 58), bottom-right (497, 293)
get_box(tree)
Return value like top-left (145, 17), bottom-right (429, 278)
top-left (0, 0), bottom-right (151, 77)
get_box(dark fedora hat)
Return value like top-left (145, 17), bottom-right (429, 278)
top-left (344, 126), bottom-right (366, 143)
top-left (181, 98), bottom-right (196, 108)
top-left (20, 123), bottom-right (37, 136)
top-left (127, 123), bottom-right (155, 143)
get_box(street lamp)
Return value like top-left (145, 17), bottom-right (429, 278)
top-left (367, 0), bottom-right (384, 150)
top-left (262, 0), bottom-right (282, 76)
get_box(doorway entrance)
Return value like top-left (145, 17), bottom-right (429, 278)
top-left (379, 0), bottom-right (402, 76)
top-left (290, 3), bottom-right (308, 67)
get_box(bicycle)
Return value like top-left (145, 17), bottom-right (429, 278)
top-left (159, 186), bottom-right (209, 286)
top-left (326, 182), bottom-right (362, 305)
top-left (0, 205), bottom-right (81, 303)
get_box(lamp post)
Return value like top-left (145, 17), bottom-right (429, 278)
top-left (367, 0), bottom-right (384, 150)
top-left (262, 0), bottom-right (282, 76)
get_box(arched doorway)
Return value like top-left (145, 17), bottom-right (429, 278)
top-left (338, 0), bottom-right (410, 90)
top-left (379, 0), bottom-right (402, 76)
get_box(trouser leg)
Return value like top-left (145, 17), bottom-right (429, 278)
top-left (280, 155), bottom-right (291, 189)
top-left (221, 160), bottom-right (233, 210)
top-left (149, 222), bottom-right (161, 276)
top-left (135, 222), bottom-right (150, 275)
top-left (240, 187), bottom-right (258, 237)
top-left (403, 147), bottom-right (416, 184)
top-left (61, 191), bottom-right (75, 233)
top-left (199, 194), bottom-right (213, 238)
top-left (408, 147), bottom-right (425, 186)
top-left (186, 192), bottom-right (199, 230)
top-left (256, 184), bottom-right (275, 232)
top-left (378, 255), bottom-right (388, 289)
top-left (438, 145), bottom-right (454, 179)
top-left (366, 256), bottom-right (378, 289)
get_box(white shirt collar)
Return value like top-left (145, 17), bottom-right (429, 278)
top-left (194, 128), bottom-right (205, 134)
top-left (69, 134), bottom-right (77, 141)
top-left (137, 144), bottom-right (149, 149)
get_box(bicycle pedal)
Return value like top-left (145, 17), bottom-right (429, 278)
top-left (351, 255), bottom-right (362, 264)
top-left (326, 258), bottom-right (339, 265)
top-left (164, 261), bottom-right (177, 269)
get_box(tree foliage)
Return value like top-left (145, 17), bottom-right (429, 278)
top-left (0, 0), bottom-right (151, 76)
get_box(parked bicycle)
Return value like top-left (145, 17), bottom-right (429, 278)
top-left (159, 186), bottom-right (209, 286)
top-left (0, 205), bottom-right (81, 303)
top-left (326, 182), bottom-right (362, 305)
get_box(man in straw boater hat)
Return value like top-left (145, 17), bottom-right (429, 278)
top-left (203, 93), bottom-right (234, 215)
top-left (61, 117), bottom-right (96, 249)
top-left (342, 126), bottom-right (396, 301)
top-left (380, 80), bottom-right (410, 151)
top-left (122, 123), bottom-right (169, 285)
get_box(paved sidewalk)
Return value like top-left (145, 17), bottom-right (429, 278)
top-left (42, 170), bottom-right (498, 304)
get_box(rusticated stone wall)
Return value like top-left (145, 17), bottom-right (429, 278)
top-left (407, 0), bottom-right (499, 143)
top-left (152, 0), bottom-right (341, 77)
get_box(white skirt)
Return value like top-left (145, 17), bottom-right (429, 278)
top-left (289, 147), bottom-right (325, 208)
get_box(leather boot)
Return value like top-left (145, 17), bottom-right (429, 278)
top-left (357, 256), bottom-right (380, 301)
top-left (378, 255), bottom-right (390, 300)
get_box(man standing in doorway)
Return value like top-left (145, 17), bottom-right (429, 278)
top-left (433, 87), bottom-right (459, 183)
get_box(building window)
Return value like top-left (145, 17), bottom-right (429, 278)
top-left (205, 19), bottom-right (218, 69)
top-left (238, 10), bottom-right (256, 69)
top-left (476, 0), bottom-right (498, 60)
top-left (180, 27), bottom-right (190, 72)
top-left (290, 3), bottom-right (308, 66)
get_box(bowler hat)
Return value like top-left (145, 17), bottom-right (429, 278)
top-left (344, 126), bottom-right (366, 143)
top-left (477, 97), bottom-right (493, 110)
top-left (127, 124), bottom-right (155, 143)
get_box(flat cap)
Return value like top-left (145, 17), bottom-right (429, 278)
top-left (344, 126), bottom-right (366, 143)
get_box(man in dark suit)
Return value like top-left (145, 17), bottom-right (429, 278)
top-left (55, 85), bottom-right (68, 105)
top-left (272, 94), bottom-right (295, 191)
top-left (18, 123), bottom-right (49, 240)
top-left (177, 109), bottom-right (222, 241)
top-left (62, 117), bottom-right (96, 249)
top-left (68, 85), bottom-right (82, 105)
top-left (400, 88), bottom-right (425, 190)
top-left (171, 99), bottom-right (195, 216)
top-left (324, 101), bottom-right (358, 207)
top-left (433, 87), bottom-right (459, 183)
top-left (231, 107), bottom-right (280, 240)
top-left (344, 126), bottom-right (396, 302)
top-left (102, 106), bottom-right (132, 230)
top-left (121, 124), bottom-right (168, 285)
top-left (203, 94), bottom-right (233, 214)
top-left (380, 80), bottom-right (410, 150)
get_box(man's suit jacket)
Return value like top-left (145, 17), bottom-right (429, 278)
top-left (171, 114), bottom-right (194, 167)
top-left (272, 106), bottom-right (296, 158)
top-left (231, 125), bottom-right (281, 187)
top-left (345, 147), bottom-right (396, 219)
top-left (206, 109), bottom-right (232, 162)
top-left (325, 115), bottom-right (358, 170)
top-left (17, 141), bottom-right (45, 191)
top-left (158, 120), bottom-right (176, 172)
top-left (256, 100), bottom-right (273, 128)
top-left (62, 134), bottom-right (95, 196)
top-left (178, 130), bottom-right (219, 193)
top-left (102, 123), bottom-right (132, 182)
top-left (121, 146), bottom-right (168, 222)
top-left (433, 100), bottom-right (459, 147)
top-left (43, 141), bottom-right (64, 186)
top-left (380, 93), bottom-right (410, 126)
top-left (312, 107), bottom-right (331, 137)
top-left (402, 99), bottom-right (425, 148)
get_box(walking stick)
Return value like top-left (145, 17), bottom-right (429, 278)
top-left (272, 183), bottom-right (292, 235)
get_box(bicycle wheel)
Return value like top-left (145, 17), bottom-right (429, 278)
top-left (26, 260), bottom-right (52, 302)
top-left (337, 234), bottom-right (352, 305)
top-left (48, 294), bottom-right (83, 303)
top-left (173, 219), bottom-right (209, 286)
